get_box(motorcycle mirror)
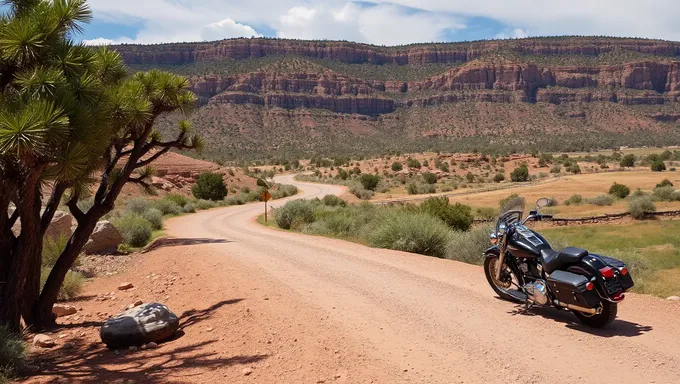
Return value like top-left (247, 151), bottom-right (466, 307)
top-left (536, 198), bottom-right (550, 208)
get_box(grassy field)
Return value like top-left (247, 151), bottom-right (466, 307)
top-left (542, 220), bottom-right (680, 298)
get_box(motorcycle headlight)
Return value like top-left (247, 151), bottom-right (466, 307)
top-left (498, 222), bottom-right (507, 236)
top-left (489, 233), bottom-right (498, 245)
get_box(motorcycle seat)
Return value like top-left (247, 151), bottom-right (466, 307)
top-left (541, 247), bottom-right (588, 274)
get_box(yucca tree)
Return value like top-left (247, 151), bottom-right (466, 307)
top-left (0, 0), bottom-right (202, 330)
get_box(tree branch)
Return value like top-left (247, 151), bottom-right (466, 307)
top-left (66, 192), bottom-right (85, 223)
top-left (40, 182), bottom-right (68, 236)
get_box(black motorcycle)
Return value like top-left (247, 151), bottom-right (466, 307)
top-left (483, 197), bottom-right (634, 328)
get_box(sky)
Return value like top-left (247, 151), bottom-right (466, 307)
top-left (80, 0), bottom-right (680, 46)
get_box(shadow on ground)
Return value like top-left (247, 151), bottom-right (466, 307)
top-left (143, 238), bottom-right (231, 253)
top-left (24, 299), bottom-right (255, 383)
top-left (507, 304), bottom-right (653, 337)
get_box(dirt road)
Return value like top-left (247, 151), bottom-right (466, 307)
top-left (158, 175), bottom-right (680, 384)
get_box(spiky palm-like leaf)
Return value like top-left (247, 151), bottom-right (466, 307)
top-left (93, 46), bottom-right (126, 84)
top-left (13, 66), bottom-right (66, 100)
top-left (51, 0), bottom-right (92, 35)
top-left (0, 18), bottom-right (45, 66)
top-left (0, 100), bottom-right (68, 156)
top-left (44, 141), bottom-right (89, 181)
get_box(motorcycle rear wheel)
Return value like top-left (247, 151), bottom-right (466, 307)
top-left (572, 301), bottom-right (618, 328)
top-left (484, 255), bottom-right (523, 303)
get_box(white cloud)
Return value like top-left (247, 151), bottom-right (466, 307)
top-left (83, 0), bottom-right (680, 46)
top-left (201, 18), bottom-right (263, 41)
top-left (495, 28), bottom-right (529, 40)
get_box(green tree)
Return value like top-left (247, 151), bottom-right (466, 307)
top-left (391, 161), bottom-right (403, 172)
top-left (359, 174), bottom-right (380, 191)
top-left (0, 0), bottom-right (201, 330)
top-left (619, 154), bottom-right (636, 168)
top-left (651, 160), bottom-right (667, 172)
top-left (422, 172), bottom-right (437, 184)
top-left (406, 158), bottom-right (421, 169)
top-left (193, 173), bottom-right (228, 201)
top-left (420, 197), bottom-right (473, 231)
top-left (608, 183), bottom-right (630, 199)
top-left (510, 165), bottom-right (530, 182)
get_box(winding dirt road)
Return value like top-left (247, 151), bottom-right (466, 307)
top-left (163, 175), bottom-right (680, 384)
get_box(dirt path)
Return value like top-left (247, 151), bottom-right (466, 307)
top-left (27, 176), bottom-right (680, 383)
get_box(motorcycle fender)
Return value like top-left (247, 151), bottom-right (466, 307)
top-left (484, 246), bottom-right (500, 258)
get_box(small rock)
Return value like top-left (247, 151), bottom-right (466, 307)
top-left (58, 334), bottom-right (68, 339)
top-left (52, 304), bottom-right (77, 317)
top-left (242, 367), bottom-right (253, 376)
top-left (33, 334), bottom-right (55, 348)
top-left (133, 300), bottom-right (143, 306)
top-left (317, 380), bottom-right (326, 383)
top-left (117, 282), bottom-right (134, 291)
top-left (334, 373), bottom-right (342, 379)
top-left (206, 327), bottom-right (214, 332)
top-left (62, 342), bottom-right (75, 349)
top-left (667, 296), bottom-right (680, 301)
top-left (128, 346), bottom-right (138, 351)
top-left (146, 342), bottom-right (158, 349)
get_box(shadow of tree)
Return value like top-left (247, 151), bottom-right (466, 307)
top-left (143, 238), bottom-right (231, 253)
top-left (24, 298), bottom-right (256, 383)
top-left (507, 304), bottom-right (653, 337)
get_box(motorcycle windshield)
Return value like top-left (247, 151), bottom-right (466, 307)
top-left (496, 197), bottom-right (526, 233)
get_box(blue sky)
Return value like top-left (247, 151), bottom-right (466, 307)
top-left (79, 0), bottom-right (680, 46)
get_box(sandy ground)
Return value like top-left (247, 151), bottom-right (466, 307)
top-left (24, 176), bottom-right (680, 383)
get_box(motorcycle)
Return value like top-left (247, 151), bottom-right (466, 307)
top-left (483, 197), bottom-right (634, 328)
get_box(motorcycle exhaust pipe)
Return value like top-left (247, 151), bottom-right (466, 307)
top-left (554, 300), bottom-right (599, 315)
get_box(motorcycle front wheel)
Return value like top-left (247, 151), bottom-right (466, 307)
top-left (484, 254), bottom-right (523, 303)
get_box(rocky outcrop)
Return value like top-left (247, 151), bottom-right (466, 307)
top-left (114, 37), bottom-right (680, 66)
top-left (83, 221), bottom-right (123, 255)
top-left (100, 303), bottom-right (179, 349)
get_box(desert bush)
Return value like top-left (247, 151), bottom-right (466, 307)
top-left (568, 163), bottom-right (582, 174)
top-left (656, 179), bottom-right (674, 188)
top-left (446, 225), bottom-right (494, 264)
top-left (651, 160), bottom-right (667, 172)
top-left (564, 194), bottom-right (583, 206)
top-left (256, 178), bottom-right (270, 188)
top-left (165, 194), bottom-right (189, 207)
top-left (391, 162), bottom-right (403, 172)
top-left (499, 193), bottom-right (522, 209)
top-left (587, 195), bottom-right (615, 206)
top-left (0, 325), bottom-right (28, 382)
top-left (196, 199), bottom-right (218, 210)
top-left (322, 194), bottom-right (347, 207)
top-left (140, 208), bottom-right (164, 230)
top-left (151, 199), bottom-right (181, 216)
top-left (422, 172), bottom-right (438, 184)
top-left (125, 198), bottom-right (152, 215)
top-left (406, 182), bottom-right (435, 195)
top-left (359, 174), bottom-right (381, 191)
top-left (182, 203), bottom-right (197, 214)
top-left (271, 184), bottom-right (298, 199)
top-left (493, 173), bottom-right (505, 183)
top-left (40, 267), bottom-right (85, 301)
top-left (550, 164), bottom-right (562, 174)
top-left (419, 197), bottom-right (473, 231)
top-left (275, 200), bottom-right (317, 230)
top-left (192, 172), bottom-right (228, 201)
top-left (629, 196), bottom-right (656, 219)
top-left (406, 158), bottom-right (421, 169)
top-left (546, 197), bottom-right (559, 207)
top-left (620, 154), bottom-right (636, 167)
top-left (42, 235), bottom-right (69, 267)
top-left (114, 213), bottom-right (154, 247)
top-left (368, 211), bottom-right (452, 258)
top-left (652, 186), bottom-right (680, 202)
top-left (510, 165), bottom-right (529, 182)
top-left (475, 207), bottom-right (499, 220)
top-left (608, 183), bottom-right (631, 199)
top-left (631, 189), bottom-right (646, 198)
top-left (350, 185), bottom-right (375, 200)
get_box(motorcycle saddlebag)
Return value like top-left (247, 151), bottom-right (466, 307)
top-left (597, 255), bottom-right (634, 291)
top-left (547, 270), bottom-right (600, 308)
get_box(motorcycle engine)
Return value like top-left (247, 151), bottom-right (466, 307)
top-left (523, 280), bottom-right (548, 305)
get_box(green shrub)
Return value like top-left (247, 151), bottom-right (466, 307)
top-left (564, 194), bottom-right (583, 206)
top-left (322, 194), bottom-right (346, 207)
top-left (151, 199), bottom-right (181, 216)
top-left (182, 202), bottom-right (197, 214)
top-left (140, 208), bottom-right (164, 230)
top-left (114, 213), bottom-right (154, 247)
top-left (42, 235), bottom-right (68, 267)
top-left (125, 198), bottom-right (152, 215)
top-left (446, 225), bottom-right (494, 264)
top-left (359, 174), bottom-right (381, 191)
top-left (422, 172), bottom-right (438, 184)
top-left (620, 154), bottom-right (636, 167)
top-left (0, 326), bottom-right (27, 381)
top-left (475, 207), bottom-right (499, 220)
top-left (568, 163), bottom-right (582, 174)
top-left (631, 189), bottom-right (646, 198)
top-left (192, 172), bottom-right (228, 201)
top-left (510, 165), bottom-right (529, 182)
top-left (608, 183), bottom-right (631, 199)
top-left (368, 211), bottom-right (452, 258)
top-left (406, 158), bottom-right (421, 169)
top-left (165, 194), bottom-right (189, 207)
top-left (275, 200), bottom-right (317, 230)
top-left (350, 186), bottom-right (375, 200)
top-left (420, 197), bottom-right (473, 231)
top-left (656, 179), bottom-right (674, 188)
top-left (196, 199), bottom-right (218, 210)
top-left (406, 183), bottom-right (418, 195)
top-left (546, 197), bottom-right (559, 207)
top-left (652, 186), bottom-right (680, 201)
top-left (272, 184), bottom-right (298, 198)
top-left (41, 267), bottom-right (85, 301)
top-left (629, 196), bottom-right (656, 219)
top-left (391, 162), bottom-right (403, 172)
top-left (493, 173), bottom-right (505, 183)
top-left (256, 178), bottom-right (270, 188)
top-left (550, 164), bottom-right (562, 174)
top-left (588, 195), bottom-right (615, 206)
top-left (499, 193), bottom-right (522, 209)
top-left (651, 160), bottom-right (667, 172)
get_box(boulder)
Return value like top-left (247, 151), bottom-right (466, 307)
top-left (44, 211), bottom-right (74, 240)
top-left (667, 296), bottom-right (680, 301)
top-left (33, 334), bottom-right (55, 348)
top-left (83, 221), bottom-right (123, 255)
top-left (100, 303), bottom-right (179, 349)
top-left (52, 304), bottom-right (77, 317)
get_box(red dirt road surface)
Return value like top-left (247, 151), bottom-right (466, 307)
top-left (25, 176), bottom-right (680, 383)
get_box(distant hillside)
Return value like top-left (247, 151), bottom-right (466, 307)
top-left (113, 37), bottom-right (680, 161)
